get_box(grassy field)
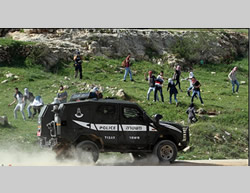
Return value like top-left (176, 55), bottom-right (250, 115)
top-left (0, 54), bottom-right (248, 160)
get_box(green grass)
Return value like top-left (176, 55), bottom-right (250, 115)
top-left (0, 56), bottom-right (248, 160)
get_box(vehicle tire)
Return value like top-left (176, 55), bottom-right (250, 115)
top-left (154, 140), bottom-right (178, 163)
top-left (132, 152), bottom-right (148, 160)
top-left (76, 140), bottom-right (99, 163)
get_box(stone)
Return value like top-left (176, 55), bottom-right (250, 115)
top-left (116, 89), bottom-right (126, 98)
top-left (197, 108), bottom-right (207, 114)
top-left (1, 80), bottom-right (8, 84)
top-left (211, 72), bottom-right (216, 75)
top-left (0, 116), bottom-right (8, 126)
top-left (64, 76), bottom-right (70, 81)
top-left (240, 81), bottom-right (246, 85)
top-left (183, 146), bottom-right (191, 152)
top-left (5, 73), bottom-right (14, 78)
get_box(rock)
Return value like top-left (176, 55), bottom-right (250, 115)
top-left (240, 81), bottom-right (246, 85)
top-left (224, 131), bottom-right (231, 136)
top-left (197, 108), bottom-right (207, 114)
top-left (211, 72), bottom-right (216, 75)
top-left (63, 85), bottom-right (69, 89)
top-left (116, 89), bottom-right (126, 98)
top-left (5, 73), bottom-right (14, 78)
top-left (64, 76), bottom-right (70, 81)
top-left (0, 116), bottom-right (8, 126)
top-left (1, 80), bottom-right (8, 84)
top-left (183, 146), bottom-right (191, 152)
top-left (14, 75), bottom-right (19, 79)
top-left (214, 134), bottom-right (222, 142)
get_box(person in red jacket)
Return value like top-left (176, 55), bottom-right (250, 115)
top-left (123, 54), bottom-right (134, 81)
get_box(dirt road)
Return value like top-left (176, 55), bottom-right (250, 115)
top-left (8, 159), bottom-right (248, 166)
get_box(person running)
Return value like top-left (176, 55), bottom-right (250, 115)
top-left (173, 65), bottom-right (184, 92)
top-left (167, 78), bottom-right (178, 106)
top-left (186, 103), bottom-right (197, 124)
top-left (23, 88), bottom-right (35, 118)
top-left (8, 88), bottom-right (26, 120)
top-left (145, 71), bottom-right (158, 101)
top-left (73, 50), bottom-right (83, 79)
top-left (154, 71), bottom-right (164, 102)
top-left (57, 85), bottom-right (68, 103)
top-left (123, 54), bottom-right (134, 81)
top-left (228, 66), bottom-right (239, 93)
top-left (191, 77), bottom-right (204, 105)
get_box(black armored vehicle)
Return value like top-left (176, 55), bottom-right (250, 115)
top-left (37, 96), bottom-right (189, 163)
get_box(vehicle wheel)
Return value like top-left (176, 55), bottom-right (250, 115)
top-left (132, 152), bottom-right (148, 160)
top-left (76, 140), bottom-right (99, 163)
top-left (154, 140), bottom-right (177, 163)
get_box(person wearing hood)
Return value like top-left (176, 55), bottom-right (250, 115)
top-left (186, 71), bottom-right (194, 97)
top-left (167, 78), bottom-right (178, 106)
top-left (73, 50), bottom-right (83, 79)
top-left (8, 88), bottom-right (26, 120)
top-left (23, 88), bottom-right (35, 118)
top-left (228, 66), bottom-right (239, 93)
top-left (57, 85), bottom-right (68, 103)
top-left (186, 103), bottom-right (197, 124)
top-left (31, 96), bottom-right (44, 118)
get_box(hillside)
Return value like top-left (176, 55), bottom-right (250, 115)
top-left (0, 47), bottom-right (248, 161)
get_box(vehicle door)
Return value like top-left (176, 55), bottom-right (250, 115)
top-left (119, 104), bottom-right (148, 145)
top-left (92, 103), bottom-right (119, 144)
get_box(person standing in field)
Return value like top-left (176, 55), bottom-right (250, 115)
top-left (186, 71), bottom-right (194, 97)
top-left (154, 71), bottom-right (164, 102)
top-left (8, 88), bottom-right (26, 120)
top-left (167, 78), bottom-right (178, 106)
top-left (123, 54), bottom-right (134, 82)
top-left (73, 50), bottom-right (83, 79)
top-left (191, 77), bottom-right (204, 106)
top-left (186, 103), bottom-right (197, 124)
top-left (228, 66), bottom-right (239, 94)
top-left (173, 65), bottom-right (184, 92)
top-left (145, 71), bottom-right (158, 101)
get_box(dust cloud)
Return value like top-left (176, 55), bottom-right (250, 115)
top-left (0, 144), bottom-right (134, 166)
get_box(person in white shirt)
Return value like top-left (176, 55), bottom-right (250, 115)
top-left (8, 88), bottom-right (26, 120)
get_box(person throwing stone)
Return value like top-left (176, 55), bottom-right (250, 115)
top-left (8, 88), bottom-right (26, 120)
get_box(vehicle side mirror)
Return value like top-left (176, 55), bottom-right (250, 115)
top-left (153, 114), bottom-right (163, 123)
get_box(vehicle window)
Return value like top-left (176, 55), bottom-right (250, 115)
top-left (123, 107), bottom-right (141, 119)
top-left (97, 105), bottom-right (115, 115)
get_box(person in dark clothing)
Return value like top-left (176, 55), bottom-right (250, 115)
top-left (154, 71), bottom-right (164, 102)
top-left (145, 71), bottom-right (158, 101)
top-left (173, 65), bottom-right (184, 92)
top-left (167, 78), bottom-right (178, 106)
top-left (73, 50), bottom-right (83, 79)
top-left (186, 103), bottom-right (197, 124)
top-left (191, 77), bottom-right (204, 105)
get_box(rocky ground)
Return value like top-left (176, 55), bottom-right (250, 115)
top-left (1, 29), bottom-right (248, 71)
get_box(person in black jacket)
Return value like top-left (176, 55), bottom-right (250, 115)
top-left (145, 71), bottom-right (158, 101)
top-left (73, 50), bottom-right (83, 79)
top-left (173, 65), bottom-right (184, 92)
top-left (191, 77), bottom-right (204, 105)
top-left (167, 78), bottom-right (178, 106)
